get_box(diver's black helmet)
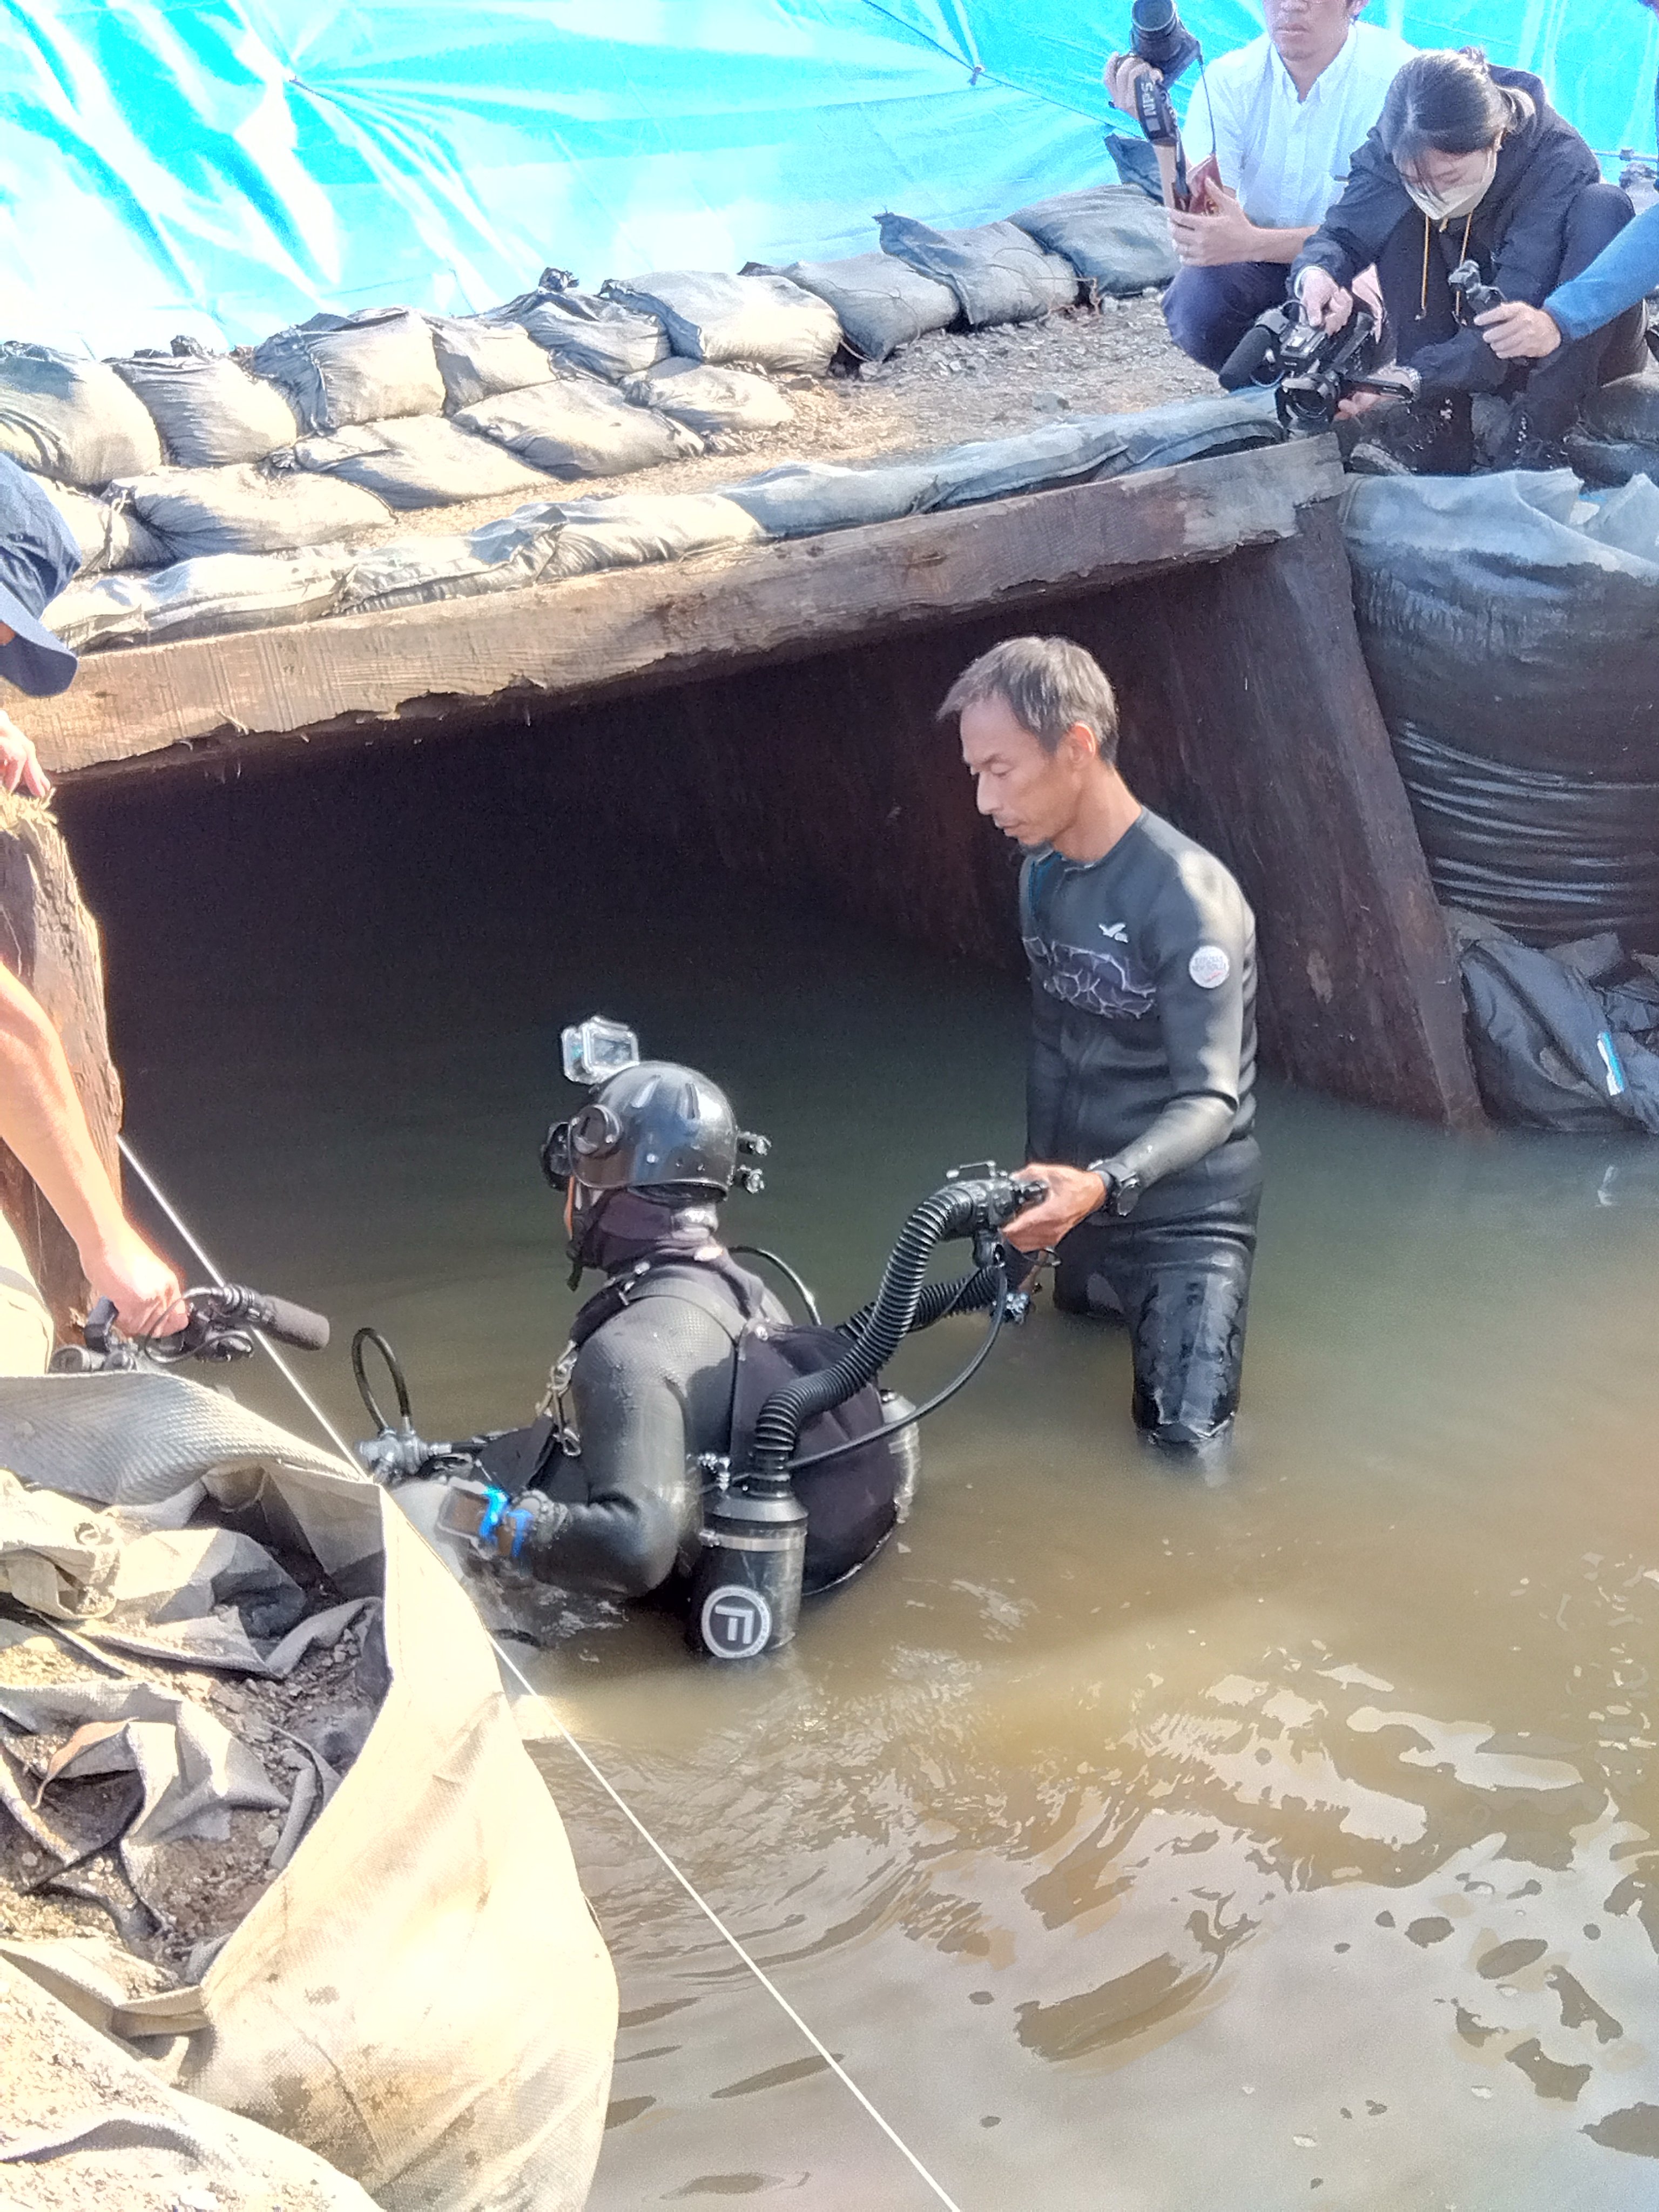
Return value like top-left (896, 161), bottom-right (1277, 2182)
top-left (544, 1060), bottom-right (739, 1197)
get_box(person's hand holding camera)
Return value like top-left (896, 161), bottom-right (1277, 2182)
top-left (1296, 266), bottom-right (1355, 336)
top-left (1104, 50), bottom-right (1159, 114)
top-left (1168, 182), bottom-right (1263, 266)
top-left (1474, 300), bottom-right (1564, 361)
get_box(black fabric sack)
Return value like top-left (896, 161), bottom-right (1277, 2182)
top-left (1451, 911), bottom-right (1659, 1133)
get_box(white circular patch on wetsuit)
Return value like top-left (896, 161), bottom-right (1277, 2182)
top-left (1188, 945), bottom-right (1231, 989)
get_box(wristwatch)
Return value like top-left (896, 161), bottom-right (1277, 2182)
top-left (1087, 1161), bottom-right (1143, 1218)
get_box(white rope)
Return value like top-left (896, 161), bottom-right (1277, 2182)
top-left (113, 1141), bottom-right (968, 2212)
top-left (490, 1636), bottom-right (968, 2212)
top-left (118, 1136), bottom-right (358, 1462)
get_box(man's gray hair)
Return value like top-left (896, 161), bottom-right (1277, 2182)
top-left (938, 635), bottom-right (1120, 761)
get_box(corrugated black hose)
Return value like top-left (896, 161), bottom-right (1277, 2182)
top-left (746, 1179), bottom-right (1012, 1482)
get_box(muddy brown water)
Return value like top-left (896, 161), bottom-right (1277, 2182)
top-left (61, 736), bottom-right (1659, 2210)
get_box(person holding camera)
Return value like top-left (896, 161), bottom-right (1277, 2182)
top-left (1478, 198), bottom-right (1659, 368)
top-left (943, 636), bottom-right (1260, 1461)
top-left (1105, 0), bottom-right (1414, 373)
top-left (1293, 49), bottom-right (1648, 472)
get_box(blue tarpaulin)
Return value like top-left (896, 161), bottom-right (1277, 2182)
top-left (2, 3), bottom-right (1656, 353)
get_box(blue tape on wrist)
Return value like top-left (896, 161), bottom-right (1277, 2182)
top-left (508, 1507), bottom-right (534, 1561)
top-left (477, 1486), bottom-right (509, 1546)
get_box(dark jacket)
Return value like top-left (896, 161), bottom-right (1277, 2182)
top-left (1291, 67), bottom-right (1604, 397)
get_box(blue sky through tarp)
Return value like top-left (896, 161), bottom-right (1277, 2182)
top-left (2, 2), bottom-right (1655, 351)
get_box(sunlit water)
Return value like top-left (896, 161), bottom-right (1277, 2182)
top-left (62, 741), bottom-right (1659, 2210)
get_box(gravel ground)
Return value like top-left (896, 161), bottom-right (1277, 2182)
top-left (355, 293), bottom-right (1216, 547)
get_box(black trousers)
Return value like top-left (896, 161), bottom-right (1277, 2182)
top-left (1051, 1189), bottom-right (1260, 1455)
top-left (1374, 180), bottom-right (1649, 464)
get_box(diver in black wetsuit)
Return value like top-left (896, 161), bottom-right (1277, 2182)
top-left (443, 1048), bottom-right (919, 1607)
top-left (942, 634), bottom-right (1262, 1456)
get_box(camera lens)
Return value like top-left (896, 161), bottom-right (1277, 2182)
top-left (1130, 0), bottom-right (1193, 77)
top-left (1132, 0), bottom-right (1178, 30)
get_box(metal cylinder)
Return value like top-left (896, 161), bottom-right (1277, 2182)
top-left (687, 1479), bottom-right (808, 1658)
top-left (880, 1388), bottom-right (922, 1522)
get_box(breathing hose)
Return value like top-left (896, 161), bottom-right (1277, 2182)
top-left (787, 1259), bottom-right (1011, 1475)
top-left (745, 1175), bottom-right (1034, 1482)
top-left (837, 1258), bottom-right (1004, 1344)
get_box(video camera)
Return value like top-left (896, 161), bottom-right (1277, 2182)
top-left (1219, 302), bottom-right (1420, 438)
top-left (1122, 0), bottom-right (1202, 211)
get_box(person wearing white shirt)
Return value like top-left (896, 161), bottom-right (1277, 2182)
top-left (1107, 0), bottom-right (1415, 372)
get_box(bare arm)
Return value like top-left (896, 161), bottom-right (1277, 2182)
top-left (0, 960), bottom-right (185, 1333)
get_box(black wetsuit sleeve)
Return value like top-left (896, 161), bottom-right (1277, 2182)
top-left (523, 1308), bottom-right (713, 1598)
top-left (1094, 867), bottom-right (1247, 1196)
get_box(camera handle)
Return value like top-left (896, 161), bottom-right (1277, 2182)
top-left (1132, 75), bottom-right (1192, 211)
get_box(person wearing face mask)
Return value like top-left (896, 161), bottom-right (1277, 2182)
top-left (1105, 0), bottom-right (1414, 375)
top-left (1292, 49), bottom-right (1647, 473)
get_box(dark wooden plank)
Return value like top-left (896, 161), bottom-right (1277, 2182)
top-left (36, 440), bottom-right (1343, 780)
top-left (1101, 502), bottom-right (1483, 1128)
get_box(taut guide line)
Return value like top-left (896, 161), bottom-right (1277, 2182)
top-left (117, 1135), bottom-right (970, 2212)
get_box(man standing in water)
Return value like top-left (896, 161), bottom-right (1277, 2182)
top-left (941, 637), bottom-right (1260, 1456)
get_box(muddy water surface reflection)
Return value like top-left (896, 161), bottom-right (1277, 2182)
top-left (65, 757), bottom-right (1659, 2210)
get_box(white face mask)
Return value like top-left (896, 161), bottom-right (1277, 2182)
top-left (1403, 145), bottom-right (1499, 225)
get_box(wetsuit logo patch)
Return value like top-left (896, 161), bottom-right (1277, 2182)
top-left (1189, 945), bottom-right (1231, 989)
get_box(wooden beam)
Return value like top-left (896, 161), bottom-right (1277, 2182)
top-left (36, 439), bottom-right (1343, 780)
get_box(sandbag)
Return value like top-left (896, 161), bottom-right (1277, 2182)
top-left (336, 507), bottom-right (567, 615)
top-left (758, 251), bottom-right (957, 363)
top-left (106, 348), bottom-right (300, 468)
top-left (1450, 909), bottom-right (1659, 1132)
top-left (426, 313), bottom-right (554, 410)
top-left (0, 1371), bottom-right (617, 2212)
top-left (1009, 185), bottom-right (1178, 297)
top-left (1344, 469), bottom-right (1659, 777)
top-left (45, 548), bottom-right (353, 652)
top-left (1393, 721), bottom-right (1659, 945)
top-left (252, 307), bottom-right (446, 435)
top-left (457, 377), bottom-right (699, 477)
top-left (547, 491), bottom-right (766, 578)
top-left (288, 415), bottom-right (552, 507)
top-left (0, 343), bottom-right (163, 485)
top-left (623, 357), bottom-right (793, 437)
top-left (115, 463), bottom-right (389, 559)
top-left (34, 477), bottom-right (168, 573)
top-left (603, 269), bottom-right (841, 374)
top-left (1567, 370), bottom-right (1659, 487)
top-left (722, 395), bottom-right (1279, 536)
top-left (1104, 130), bottom-right (1165, 201)
top-left (508, 288), bottom-right (671, 380)
top-left (1346, 470), bottom-right (1659, 945)
top-left (0, 1954), bottom-right (378, 2212)
top-left (876, 212), bottom-right (1079, 327)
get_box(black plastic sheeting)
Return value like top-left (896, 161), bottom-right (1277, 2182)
top-left (1346, 471), bottom-right (1659, 949)
top-left (1394, 723), bottom-right (1659, 945)
top-left (1451, 913), bottom-right (1659, 1135)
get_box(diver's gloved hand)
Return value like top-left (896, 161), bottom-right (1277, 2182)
top-left (436, 1480), bottom-right (570, 1576)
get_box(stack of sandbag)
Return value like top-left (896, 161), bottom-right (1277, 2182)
top-left (1345, 469), bottom-right (1659, 953)
top-left (0, 1368), bottom-right (616, 2212)
top-left (45, 394), bottom-right (1281, 652)
top-left (875, 212), bottom-right (1078, 329)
